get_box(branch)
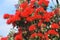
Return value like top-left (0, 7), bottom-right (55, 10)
top-left (56, 0), bottom-right (59, 6)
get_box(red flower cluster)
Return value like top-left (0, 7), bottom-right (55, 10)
top-left (1, 37), bottom-right (8, 40)
top-left (20, 2), bottom-right (28, 9)
top-left (30, 32), bottom-right (43, 38)
top-left (3, 14), bottom-right (10, 19)
top-left (51, 23), bottom-right (59, 29)
top-left (38, 0), bottom-right (49, 6)
top-left (47, 30), bottom-right (58, 35)
top-left (29, 24), bottom-right (36, 31)
top-left (15, 33), bottom-right (23, 40)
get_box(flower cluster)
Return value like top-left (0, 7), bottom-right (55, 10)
top-left (1, 37), bottom-right (8, 40)
top-left (3, 0), bottom-right (60, 40)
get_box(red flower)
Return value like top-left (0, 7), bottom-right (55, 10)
top-left (43, 12), bottom-right (54, 22)
top-left (1, 37), bottom-right (8, 40)
top-left (38, 0), bottom-right (43, 5)
top-left (30, 33), bottom-right (37, 38)
top-left (44, 33), bottom-right (49, 40)
top-left (3, 14), bottom-right (10, 19)
top-left (30, 32), bottom-right (43, 38)
top-left (30, 0), bottom-right (36, 3)
top-left (13, 15), bottom-right (21, 21)
top-left (59, 21), bottom-right (60, 25)
top-left (29, 24), bottom-right (36, 31)
top-left (43, 13), bottom-right (52, 22)
top-left (35, 7), bottom-right (45, 13)
top-left (38, 21), bottom-right (42, 27)
top-left (37, 32), bottom-right (43, 38)
top-left (21, 7), bottom-right (34, 17)
top-left (29, 2), bottom-right (34, 7)
top-left (43, 0), bottom-right (49, 6)
top-left (20, 2), bottom-right (28, 9)
top-left (54, 8), bottom-right (59, 14)
top-left (6, 18), bottom-right (12, 24)
top-left (48, 30), bottom-right (58, 35)
top-left (49, 12), bottom-right (55, 18)
top-left (38, 0), bottom-right (49, 6)
top-left (33, 14), bottom-right (42, 19)
top-left (26, 17), bottom-right (34, 22)
top-left (15, 33), bottom-right (23, 40)
top-left (15, 10), bottom-right (21, 16)
top-left (30, 0), bottom-right (36, 2)
top-left (51, 23), bottom-right (59, 29)
top-left (43, 13), bottom-right (51, 18)
top-left (6, 15), bottom-right (21, 24)
top-left (45, 18), bottom-right (50, 22)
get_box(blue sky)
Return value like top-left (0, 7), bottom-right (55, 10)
top-left (0, 0), bottom-right (18, 37)
top-left (0, 0), bottom-right (60, 37)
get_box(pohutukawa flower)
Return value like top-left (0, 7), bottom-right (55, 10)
top-left (51, 23), bottom-right (59, 29)
top-left (48, 30), bottom-right (58, 35)
top-left (3, 14), bottom-right (10, 19)
top-left (30, 33), bottom-right (37, 38)
top-left (29, 24), bottom-right (36, 31)
top-left (20, 1), bottom-right (28, 9)
top-left (14, 33), bottom-right (23, 40)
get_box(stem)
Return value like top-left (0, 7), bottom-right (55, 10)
top-left (56, 0), bottom-right (59, 4)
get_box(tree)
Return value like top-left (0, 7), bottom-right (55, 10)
top-left (3, 0), bottom-right (60, 40)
